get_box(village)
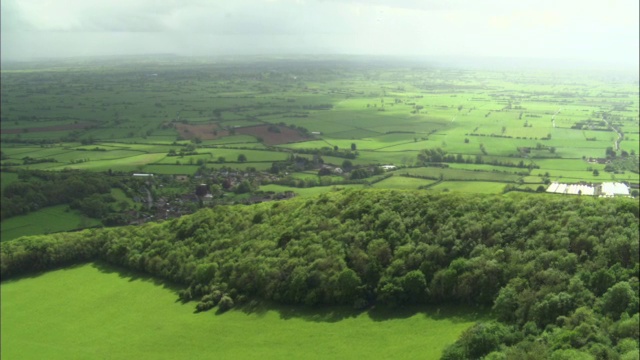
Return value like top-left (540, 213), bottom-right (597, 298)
top-left (126, 168), bottom-right (297, 225)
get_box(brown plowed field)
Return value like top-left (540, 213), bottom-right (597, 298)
top-left (174, 123), bottom-right (229, 140)
top-left (235, 125), bottom-right (310, 145)
top-left (175, 123), bottom-right (309, 145)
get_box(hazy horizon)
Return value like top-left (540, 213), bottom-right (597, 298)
top-left (2, 0), bottom-right (638, 72)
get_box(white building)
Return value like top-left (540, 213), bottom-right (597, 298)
top-left (600, 182), bottom-right (630, 197)
top-left (546, 183), bottom-right (559, 193)
top-left (546, 182), bottom-right (595, 196)
top-left (546, 182), bottom-right (629, 197)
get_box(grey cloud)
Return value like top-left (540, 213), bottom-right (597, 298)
top-left (1, 1), bottom-right (35, 32)
top-left (1, 0), bottom-right (637, 70)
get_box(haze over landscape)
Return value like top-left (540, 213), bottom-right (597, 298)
top-left (2, 0), bottom-right (639, 70)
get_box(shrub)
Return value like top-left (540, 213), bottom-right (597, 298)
top-left (218, 295), bottom-right (234, 312)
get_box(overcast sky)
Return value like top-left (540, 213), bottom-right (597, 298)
top-left (2, 0), bottom-right (638, 69)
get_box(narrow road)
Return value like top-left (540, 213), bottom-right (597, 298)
top-left (551, 108), bottom-right (561, 128)
top-left (602, 115), bottom-right (622, 151)
top-left (144, 187), bottom-right (153, 209)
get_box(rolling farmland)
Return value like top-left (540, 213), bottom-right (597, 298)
top-left (1, 57), bottom-right (637, 198)
top-left (1, 57), bottom-right (638, 242)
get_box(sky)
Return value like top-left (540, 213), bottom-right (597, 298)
top-left (1, 0), bottom-right (638, 69)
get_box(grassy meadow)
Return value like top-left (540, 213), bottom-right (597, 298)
top-left (1, 263), bottom-right (486, 360)
top-left (1, 204), bottom-right (100, 241)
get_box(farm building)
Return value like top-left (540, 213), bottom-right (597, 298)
top-left (567, 184), bottom-right (595, 196)
top-left (546, 182), bottom-right (595, 196)
top-left (380, 165), bottom-right (397, 171)
top-left (546, 183), bottom-right (559, 193)
top-left (546, 182), bottom-right (630, 197)
top-left (599, 182), bottom-right (630, 197)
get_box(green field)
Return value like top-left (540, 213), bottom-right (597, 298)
top-left (110, 188), bottom-right (135, 208)
top-left (371, 175), bottom-right (436, 189)
top-left (400, 167), bottom-right (522, 182)
top-left (429, 181), bottom-right (508, 194)
top-left (1, 263), bottom-right (485, 360)
top-left (260, 184), bottom-right (366, 197)
top-left (1, 171), bottom-right (19, 190)
top-left (1, 204), bottom-right (101, 241)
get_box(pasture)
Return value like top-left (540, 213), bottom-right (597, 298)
top-left (260, 184), bottom-right (365, 197)
top-left (429, 181), bottom-right (508, 194)
top-left (400, 167), bottom-right (522, 182)
top-left (1, 171), bottom-right (19, 190)
top-left (0, 204), bottom-right (100, 241)
top-left (1, 263), bottom-right (485, 360)
top-left (371, 175), bottom-right (436, 189)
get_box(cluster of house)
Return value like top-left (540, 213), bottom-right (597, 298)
top-left (546, 182), bottom-right (630, 197)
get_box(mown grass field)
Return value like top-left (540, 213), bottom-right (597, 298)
top-left (1, 263), bottom-right (486, 360)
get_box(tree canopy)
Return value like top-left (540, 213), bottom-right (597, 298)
top-left (1, 189), bottom-right (638, 359)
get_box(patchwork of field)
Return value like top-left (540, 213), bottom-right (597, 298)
top-left (1, 263), bottom-right (485, 359)
top-left (1, 58), bottom-right (638, 190)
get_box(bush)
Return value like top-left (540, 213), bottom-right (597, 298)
top-left (440, 343), bottom-right (466, 360)
top-left (460, 322), bottom-right (512, 359)
top-left (196, 300), bottom-right (214, 312)
top-left (218, 295), bottom-right (234, 312)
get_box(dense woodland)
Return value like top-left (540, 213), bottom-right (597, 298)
top-left (0, 170), bottom-right (136, 221)
top-left (1, 189), bottom-right (638, 359)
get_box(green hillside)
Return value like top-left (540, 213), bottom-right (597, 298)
top-left (1, 263), bottom-right (482, 360)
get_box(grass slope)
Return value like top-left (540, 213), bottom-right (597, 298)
top-left (1, 263), bottom-right (484, 360)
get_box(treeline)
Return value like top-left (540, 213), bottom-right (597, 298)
top-left (1, 189), bottom-right (638, 359)
top-left (0, 170), bottom-right (135, 222)
top-left (287, 147), bottom-right (357, 160)
top-left (418, 148), bottom-right (540, 169)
